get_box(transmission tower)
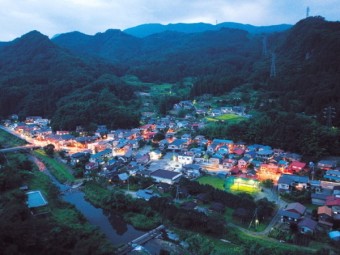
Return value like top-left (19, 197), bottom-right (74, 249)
top-left (306, 7), bottom-right (310, 18)
top-left (323, 106), bottom-right (336, 127)
top-left (270, 53), bottom-right (276, 78)
top-left (262, 36), bottom-right (267, 57)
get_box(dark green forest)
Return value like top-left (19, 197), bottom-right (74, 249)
top-left (0, 152), bottom-right (113, 254)
top-left (0, 17), bottom-right (340, 156)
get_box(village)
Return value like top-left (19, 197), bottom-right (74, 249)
top-left (2, 99), bottom-right (340, 250)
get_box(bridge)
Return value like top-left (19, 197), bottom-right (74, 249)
top-left (0, 144), bottom-right (41, 153)
top-left (115, 225), bottom-right (165, 255)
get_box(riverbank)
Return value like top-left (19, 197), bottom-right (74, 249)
top-left (0, 151), bottom-right (114, 254)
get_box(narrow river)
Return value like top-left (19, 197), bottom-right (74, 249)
top-left (31, 156), bottom-right (146, 246)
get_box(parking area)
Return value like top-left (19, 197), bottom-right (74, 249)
top-left (147, 152), bottom-right (176, 172)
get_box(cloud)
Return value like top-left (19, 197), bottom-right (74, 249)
top-left (0, 0), bottom-right (338, 41)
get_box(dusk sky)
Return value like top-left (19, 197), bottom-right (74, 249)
top-left (1, 0), bottom-right (339, 41)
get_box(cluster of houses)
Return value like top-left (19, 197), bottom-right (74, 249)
top-left (4, 115), bottom-right (339, 191)
top-left (3, 108), bottom-right (340, 244)
top-left (279, 194), bottom-right (340, 237)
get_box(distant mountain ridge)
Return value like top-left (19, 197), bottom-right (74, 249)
top-left (1, 17), bottom-right (339, 130)
top-left (123, 22), bottom-right (292, 37)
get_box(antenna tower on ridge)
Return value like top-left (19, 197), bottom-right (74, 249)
top-left (306, 7), bottom-right (310, 18)
top-left (270, 53), bottom-right (276, 78)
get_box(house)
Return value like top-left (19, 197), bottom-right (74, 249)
top-left (217, 146), bottom-right (229, 156)
top-left (135, 153), bottom-right (150, 165)
top-left (168, 139), bottom-right (187, 151)
top-left (285, 202), bottom-right (306, 217)
top-left (159, 139), bottom-right (168, 150)
top-left (329, 231), bottom-right (340, 242)
top-left (256, 149), bottom-right (274, 160)
top-left (233, 148), bottom-right (245, 157)
top-left (238, 156), bottom-right (252, 169)
top-left (190, 147), bottom-right (204, 157)
top-left (333, 186), bottom-right (340, 196)
top-left (210, 109), bottom-right (222, 117)
top-left (136, 189), bottom-right (159, 201)
top-left (284, 153), bottom-right (302, 162)
top-left (70, 152), bottom-right (88, 166)
top-left (324, 170), bottom-right (340, 182)
top-left (311, 189), bottom-right (333, 205)
top-left (177, 154), bottom-right (194, 165)
top-left (85, 162), bottom-right (98, 171)
top-left (289, 161), bottom-right (306, 173)
top-left (149, 150), bottom-right (162, 160)
top-left (278, 159), bottom-right (289, 171)
top-left (118, 173), bottom-right (129, 182)
top-left (317, 160), bottom-right (337, 170)
top-left (317, 206), bottom-right (333, 228)
top-left (207, 139), bottom-right (233, 154)
top-left (325, 196), bottom-right (340, 214)
top-left (223, 158), bottom-right (237, 170)
top-left (90, 148), bottom-right (112, 164)
top-left (181, 133), bottom-right (191, 141)
top-left (277, 174), bottom-right (309, 193)
top-left (150, 170), bottom-right (182, 184)
top-left (298, 218), bottom-right (317, 235)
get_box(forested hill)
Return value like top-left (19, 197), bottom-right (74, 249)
top-left (1, 17), bottom-right (340, 140)
top-left (0, 31), bottom-right (139, 130)
top-left (52, 29), bottom-right (141, 64)
top-left (266, 17), bottom-right (340, 124)
top-left (123, 22), bottom-right (292, 37)
top-left (53, 27), bottom-right (261, 82)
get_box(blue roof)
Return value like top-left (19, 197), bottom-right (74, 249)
top-left (136, 189), bottom-right (159, 201)
top-left (324, 175), bottom-right (340, 181)
top-left (213, 139), bottom-right (233, 144)
top-left (329, 231), bottom-right (340, 240)
top-left (26, 191), bottom-right (48, 208)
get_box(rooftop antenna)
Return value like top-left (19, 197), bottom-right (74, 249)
top-left (270, 52), bottom-right (276, 78)
top-left (306, 6), bottom-right (310, 18)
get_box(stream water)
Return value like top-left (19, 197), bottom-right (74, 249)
top-left (34, 156), bottom-right (146, 246)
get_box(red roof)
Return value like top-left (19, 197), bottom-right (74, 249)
top-left (289, 161), bottom-right (306, 171)
top-left (326, 196), bottom-right (340, 207)
top-left (233, 148), bottom-right (245, 155)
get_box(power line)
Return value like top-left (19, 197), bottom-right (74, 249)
top-left (270, 53), bottom-right (276, 78)
top-left (323, 106), bottom-right (336, 127)
top-left (262, 36), bottom-right (267, 57)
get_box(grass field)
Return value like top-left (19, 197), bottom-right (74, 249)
top-left (0, 128), bottom-right (27, 148)
top-left (225, 177), bottom-right (260, 194)
top-left (197, 176), bottom-right (225, 190)
top-left (34, 149), bottom-right (75, 183)
top-left (122, 75), bottom-right (174, 96)
top-left (206, 114), bottom-right (246, 124)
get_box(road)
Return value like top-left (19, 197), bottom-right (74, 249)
top-left (0, 144), bottom-right (40, 153)
top-left (0, 125), bottom-right (26, 140)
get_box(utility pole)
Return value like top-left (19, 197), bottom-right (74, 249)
top-left (309, 162), bottom-right (315, 181)
top-left (175, 184), bottom-right (180, 201)
top-left (323, 106), bottom-right (336, 127)
top-left (270, 53), bottom-right (276, 78)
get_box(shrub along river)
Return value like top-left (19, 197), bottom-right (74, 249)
top-left (33, 156), bottom-right (146, 246)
